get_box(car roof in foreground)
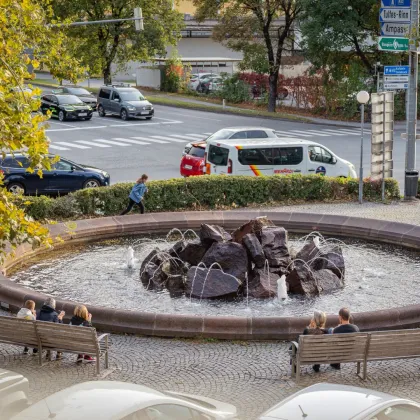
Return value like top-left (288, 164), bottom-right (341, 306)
top-left (209, 138), bottom-right (313, 147)
top-left (215, 126), bottom-right (275, 131)
top-left (259, 383), bottom-right (413, 420)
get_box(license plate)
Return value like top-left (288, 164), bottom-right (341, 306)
top-left (141, 111), bottom-right (150, 115)
top-left (184, 165), bottom-right (193, 170)
top-left (79, 112), bottom-right (87, 117)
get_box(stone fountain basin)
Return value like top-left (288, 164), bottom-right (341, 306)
top-left (1, 211), bottom-right (420, 340)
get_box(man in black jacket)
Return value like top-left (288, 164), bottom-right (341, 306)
top-left (37, 297), bottom-right (65, 360)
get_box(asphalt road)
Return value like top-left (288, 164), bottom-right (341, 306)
top-left (44, 103), bottom-right (410, 186)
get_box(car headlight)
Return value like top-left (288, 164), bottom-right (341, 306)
top-left (64, 106), bottom-right (74, 111)
top-left (127, 106), bottom-right (136, 111)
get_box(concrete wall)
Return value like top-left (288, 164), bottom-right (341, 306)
top-left (136, 67), bottom-right (161, 88)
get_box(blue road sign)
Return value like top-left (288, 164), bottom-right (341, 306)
top-left (384, 65), bottom-right (410, 75)
top-left (381, 0), bottom-right (411, 7)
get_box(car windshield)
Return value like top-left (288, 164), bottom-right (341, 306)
top-left (207, 129), bottom-right (236, 141)
top-left (189, 146), bottom-right (205, 158)
top-left (119, 91), bottom-right (145, 101)
top-left (57, 95), bottom-right (84, 105)
top-left (67, 87), bottom-right (91, 95)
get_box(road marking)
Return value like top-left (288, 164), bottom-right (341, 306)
top-left (335, 129), bottom-right (361, 135)
top-left (46, 125), bottom-right (107, 132)
top-left (75, 140), bottom-right (111, 148)
top-left (48, 121), bottom-right (78, 128)
top-left (203, 132), bottom-right (212, 135)
top-left (93, 139), bottom-right (131, 146)
top-left (112, 137), bottom-right (150, 145)
top-left (186, 133), bottom-right (207, 138)
top-left (320, 130), bottom-right (348, 136)
top-left (108, 122), bottom-right (161, 127)
top-left (170, 134), bottom-right (205, 141)
top-left (160, 121), bottom-right (183, 124)
top-left (274, 131), bottom-right (299, 137)
top-left (153, 117), bottom-right (184, 123)
top-left (49, 144), bottom-right (70, 151)
top-left (151, 135), bottom-right (186, 143)
top-left (157, 110), bottom-right (222, 121)
top-left (55, 142), bottom-right (91, 149)
top-left (289, 130), bottom-right (314, 137)
top-left (302, 130), bottom-right (331, 137)
top-left (131, 137), bottom-right (169, 144)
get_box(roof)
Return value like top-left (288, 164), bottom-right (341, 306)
top-left (209, 138), bottom-right (315, 147)
top-left (259, 383), bottom-right (414, 420)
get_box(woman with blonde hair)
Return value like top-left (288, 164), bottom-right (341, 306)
top-left (70, 305), bottom-right (95, 364)
top-left (302, 310), bottom-right (328, 372)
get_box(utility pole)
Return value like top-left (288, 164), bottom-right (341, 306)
top-left (405, 0), bottom-right (419, 199)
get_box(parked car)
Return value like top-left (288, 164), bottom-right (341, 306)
top-left (184, 127), bottom-right (279, 155)
top-left (97, 85), bottom-right (154, 121)
top-left (199, 76), bottom-right (223, 94)
top-left (258, 383), bottom-right (420, 420)
top-left (52, 85), bottom-right (97, 109)
top-left (188, 73), bottom-right (216, 91)
top-left (40, 94), bottom-right (93, 121)
top-left (1, 154), bottom-right (110, 195)
top-left (0, 368), bottom-right (30, 419)
top-left (204, 138), bottom-right (357, 178)
top-left (10, 381), bottom-right (238, 420)
top-left (180, 142), bottom-right (206, 177)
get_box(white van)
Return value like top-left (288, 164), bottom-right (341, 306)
top-left (204, 138), bottom-right (357, 178)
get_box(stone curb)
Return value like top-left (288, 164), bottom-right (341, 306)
top-left (1, 211), bottom-right (420, 340)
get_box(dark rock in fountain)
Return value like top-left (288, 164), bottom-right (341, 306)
top-left (140, 261), bottom-right (167, 291)
top-left (200, 224), bottom-right (231, 245)
top-left (315, 246), bottom-right (345, 279)
top-left (243, 233), bottom-right (265, 268)
top-left (314, 269), bottom-right (344, 293)
top-left (186, 267), bottom-right (241, 299)
top-left (166, 275), bottom-right (185, 297)
top-left (201, 242), bottom-right (248, 281)
top-left (260, 227), bottom-right (291, 268)
top-left (168, 240), bottom-right (187, 259)
top-left (248, 268), bottom-right (279, 298)
top-left (286, 266), bottom-right (319, 297)
top-left (178, 239), bottom-right (210, 266)
top-left (139, 248), bottom-right (161, 276)
top-left (295, 240), bottom-right (320, 267)
top-left (232, 216), bottom-right (275, 243)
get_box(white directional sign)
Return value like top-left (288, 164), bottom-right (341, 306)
top-left (379, 8), bottom-right (411, 22)
top-left (381, 22), bottom-right (410, 36)
top-left (384, 75), bottom-right (409, 82)
top-left (384, 82), bottom-right (409, 89)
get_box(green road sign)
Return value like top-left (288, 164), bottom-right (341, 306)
top-left (378, 37), bottom-right (409, 51)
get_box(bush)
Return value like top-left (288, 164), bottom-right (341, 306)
top-left (16, 176), bottom-right (401, 222)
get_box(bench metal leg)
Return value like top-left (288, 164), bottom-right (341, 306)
top-left (296, 360), bottom-right (301, 384)
top-left (105, 350), bottom-right (109, 370)
top-left (363, 359), bottom-right (368, 381)
top-left (357, 362), bottom-right (360, 375)
top-left (96, 351), bottom-right (100, 375)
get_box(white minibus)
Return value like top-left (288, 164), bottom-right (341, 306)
top-left (204, 138), bottom-right (357, 178)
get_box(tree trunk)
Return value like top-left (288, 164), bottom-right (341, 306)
top-left (268, 71), bottom-right (278, 112)
top-left (103, 64), bottom-right (112, 85)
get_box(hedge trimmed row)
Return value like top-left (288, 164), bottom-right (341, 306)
top-left (17, 175), bottom-right (400, 221)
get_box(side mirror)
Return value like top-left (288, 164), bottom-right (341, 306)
top-left (114, 98), bottom-right (120, 102)
top-left (71, 165), bottom-right (76, 171)
top-left (332, 156), bottom-right (337, 164)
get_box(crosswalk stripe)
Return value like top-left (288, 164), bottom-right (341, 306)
top-left (75, 140), bottom-right (111, 148)
top-left (335, 129), bottom-right (361, 135)
top-left (55, 142), bottom-right (91, 149)
top-left (319, 130), bottom-right (348, 136)
top-left (170, 134), bottom-right (205, 141)
top-left (94, 139), bottom-right (131, 146)
top-left (202, 132), bottom-right (212, 135)
top-left (274, 131), bottom-right (299, 137)
top-left (131, 137), bottom-right (169, 144)
top-left (49, 144), bottom-right (70, 151)
top-left (289, 130), bottom-right (314, 137)
top-left (303, 130), bottom-right (331, 137)
top-left (151, 136), bottom-right (186, 143)
top-left (112, 137), bottom-right (150, 145)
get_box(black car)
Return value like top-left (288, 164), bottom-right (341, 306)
top-left (40, 94), bottom-right (93, 121)
top-left (1, 154), bottom-right (110, 195)
top-left (52, 85), bottom-right (97, 109)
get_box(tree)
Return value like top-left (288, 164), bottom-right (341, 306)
top-left (0, 0), bottom-right (84, 263)
top-left (299, 0), bottom-right (402, 78)
top-left (46, 0), bottom-right (184, 84)
top-left (193, 0), bottom-right (302, 112)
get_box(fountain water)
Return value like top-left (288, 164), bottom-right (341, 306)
top-left (126, 246), bottom-right (135, 269)
top-left (277, 275), bottom-right (288, 300)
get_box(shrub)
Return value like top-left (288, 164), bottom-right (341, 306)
top-left (17, 175), bottom-right (401, 222)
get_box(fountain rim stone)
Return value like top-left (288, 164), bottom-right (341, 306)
top-left (1, 210), bottom-right (420, 340)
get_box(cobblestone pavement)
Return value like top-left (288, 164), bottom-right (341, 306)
top-left (2, 202), bottom-right (420, 419)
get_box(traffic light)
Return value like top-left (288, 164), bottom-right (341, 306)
top-left (134, 7), bottom-right (144, 31)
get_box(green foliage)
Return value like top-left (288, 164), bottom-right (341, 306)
top-left (237, 44), bottom-right (270, 75)
top-left (19, 176), bottom-right (401, 221)
top-left (160, 51), bottom-right (184, 93)
top-left (45, 0), bottom-right (184, 84)
top-left (215, 74), bottom-right (250, 103)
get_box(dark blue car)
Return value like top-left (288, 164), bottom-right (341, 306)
top-left (1, 154), bottom-right (110, 195)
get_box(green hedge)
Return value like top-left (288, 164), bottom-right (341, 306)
top-left (17, 175), bottom-right (401, 221)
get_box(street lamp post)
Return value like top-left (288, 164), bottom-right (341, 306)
top-left (356, 91), bottom-right (370, 204)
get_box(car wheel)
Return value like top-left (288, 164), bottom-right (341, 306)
top-left (7, 182), bottom-right (26, 195)
top-left (145, 116), bottom-right (152, 120)
top-left (98, 105), bottom-right (106, 117)
top-left (83, 179), bottom-right (101, 189)
top-left (58, 110), bottom-right (66, 121)
top-left (120, 109), bottom-right (129, 121)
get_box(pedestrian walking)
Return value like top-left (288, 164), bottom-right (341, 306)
top-left (120, 174), bottom-right (148, 215)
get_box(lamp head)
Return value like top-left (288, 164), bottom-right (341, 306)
top-left (357, 90), bottom-right (370, 104)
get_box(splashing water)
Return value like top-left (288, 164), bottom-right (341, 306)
top-left (277, 274), bottom-right (288, 301)
top-left (126, 246), bottom-right (135, 269)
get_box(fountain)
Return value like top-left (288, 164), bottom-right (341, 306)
top-left (126, 246), bottom-right (135, 269)
top-left (277, 275), bottom-right (288, 301)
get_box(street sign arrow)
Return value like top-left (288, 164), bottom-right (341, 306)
top-left (384, 65), bottom-right (410, 75)
top-left (384, 82), bottom-right (409, 89)
top-left (381, 0), bottom-right (411, 6)
top-left (378, 37), bottom-right (409, 51)
top-left (379, 8), bottom-right (411, 22)
top-left (380, 22), bottom-right (410, 36)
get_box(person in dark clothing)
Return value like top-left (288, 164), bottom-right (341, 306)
top-left (303, 310), bottom-right (328, 373)
top-left (120, 174), bottom-right (148, 215)
top-left (37, 297), bottom-right (65, 361)
top-left (70, 305), bottom-right (95, 364)
top-left (330, 307), bottom-right (360, 370)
